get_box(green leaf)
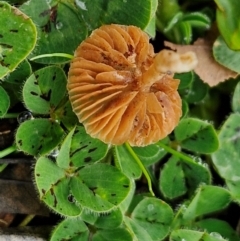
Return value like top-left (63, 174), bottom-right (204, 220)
top-left (0, 86), bottom-right (10, 117)
top-left (77, 0), bottom-right (154, 32)
top-left (212, 113), bottom-right (240, 199)
top-left (124, 216), bottom-right (153, 241)
top-left (225, 179), bottom-right (240, 200)
top-left (54, 100), bottom-right (78, 130)
top-left (174, 118), bottom-right (219, 154)
top-left (162, 11), bottom-right (210, 44)
top-left (70, 163), bottom-right (131, 213)
top-left (131, 197), bottom-right (174, 241)
top-left (143, 0), bottom-right (158, 37)
top-left (20, 0), bottom-right (88, 64)
top-left (56, 127), bottom-right (75, 169)
top-left (50, 218), bottom-right (89, 241)
top-left (170, 229), bottom-right (228, 241)
top-left (170, 230), bottom-right (202, 241)
top-left (35, 156), bottom-right (82, 216)
top-left (119, 179), bottom-right (136, 214)
top-left (214, 0), bottom-right (240, 50)
top-left (232, 81), bottom-right (240, 112)
top-left (70, 125), bottom-right (108, 168)
top-left (181, 99), bottom-right (189, 118)
top-left (81, 208), bottom-right (123, 229)
top-left (196, 219), bottom-right (240, 241)
top-left (20, 0), bottom-right (155, 63)
top-left (144, 15), bottom-right (156, 38)
top-left (175, 71), bottom-right (194, 90)
top-left (42, 176), bottom-right (82, 216)
top-left (114, 145), bottom-right (142, 179)
top-left (93, 210), bottom-right (123, 229)
top-left (0, 1), bottom-right (37, 79)
top-left (180, 157), bottom-right (211, 195)
top-left (5, 0), bottom-right (26, 4)
top-left (183, 185), bottom-right (231, 221)
top-left (0, 81), bottom-right (21, 106)
top-left (16, 118), bottom-right (64, 155)
top-left (2, 61), bottom-right (31, 104)
top-left (159, 156), bottom-right (187, 199)
top-left (175, 21), bottom-right (192, 44)
top-left (159, 155), bottom-right (211, 199)
top-left (57, 125), bottom-right (108, 168)
top-left (183, 73), bottom-right (208, 103)
top-left (156, 0), bottom-right (180, 32)
top-left (22, 66), bottom-right (67, 115)
top-left (213, 36), bottom-right (240, 73)
top-left (181, 12), bottom-right (211, 29)
top-left (156, 1), bottom-right (211, 44)
top-left (35, 156), bottom-right (65, 198)
top-left (92, 228), bottom-right (132, 241)
top-left (35, 130), bottom-right (130, 214)
top-left (163, 12), bottom-right (183, 33)
top-left (132, 139), bottom-right (168, 166)
top-left (4, 59), bottom-right (32, 84)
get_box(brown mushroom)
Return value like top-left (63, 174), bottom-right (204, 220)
top-left (68, 24), bottom-right (197, 146)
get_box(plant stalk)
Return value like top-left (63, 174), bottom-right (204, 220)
top-left (125, 142), bottom-right (155, 196)
top-left (1, 113), bottom-right (20, 119)
top-left (157, 141), bottom-right (196, 164)
top-left (0, 145), bottom-right (17, 173)
top-left (30, 53), bottom-right (74, 61)
top-left (0, 145), bottom-right (17, 158)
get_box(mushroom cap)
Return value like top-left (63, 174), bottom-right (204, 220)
top-left (67, 24), bottom-right (183, 146)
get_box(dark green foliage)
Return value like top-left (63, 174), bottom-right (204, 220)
top-left (174, 118), bottom-right (219, 153)
top-left (0, 0), bottom-right (239, 241)
top-left (0, 86), bottom-right (10, 117)
top-left (214, 0), bottom-right (240, 50)
top-left (16, 119), bottom-right (64, 156)
top-left (0, 1), bottom-right (37, 78)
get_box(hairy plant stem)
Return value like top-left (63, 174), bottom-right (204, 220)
top-left (125, 142), bottom-right (155, 196)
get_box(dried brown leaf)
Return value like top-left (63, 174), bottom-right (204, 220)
top-left (0, 213), bottom-right (15, 228)
top-left (165, 38), bottom-right (238, 87)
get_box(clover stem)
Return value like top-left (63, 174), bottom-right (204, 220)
top-left (18, 214), bottom-right (35, 227)
top-left (157, 141), bottom-right (196, 164)
top-left (125, 142), bottom-right (155, 196)
top-left (2, 113), bottom-right (19, 118)
top-left (0, 164), bottom-right (7, 173)
top-left (30, 53), bottom-right (74, 61)
top-left (0, 145), bottom-right (17, 173)
top-left (0, 144), bottom-right (17, 158)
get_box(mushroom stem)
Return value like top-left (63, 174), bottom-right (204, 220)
top-left (141, 50), bottom-right (198, 90)
top-left (141, 56), bottom-right (165, 91)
